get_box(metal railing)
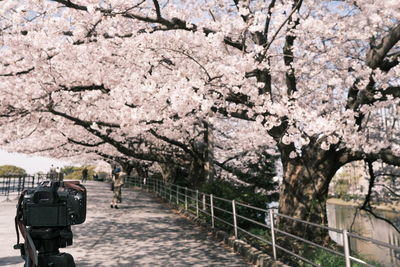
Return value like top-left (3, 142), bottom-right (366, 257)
top-left (0, 174), bottom-right (47, 199)
top-left (124, 176), bottom-right (400, 267)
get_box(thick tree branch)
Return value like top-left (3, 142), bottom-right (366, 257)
top-left (47, 107), bottom-right (119, 128)
top-left (341, 148), bottom-right (400, 167)
top-left (214, 159), bottom-right (256, 180)
top-left (50, 0), bottom-right (245, 51)
top-left (66, 137), bottom-right (106, 147)
top-left (152, 0), bottom-right (162, 20)
top-left (0, 67), bottom-right (35, 77)
top-left (367, 23), bottom-right (400, 69)
top-left (149, 129), bottom-right (196, 159)
top-left (58, 84), bottom-right (110, 93)
top-left (51, 0), bottom-right (87, 11)
top-left (46, 107), bottom-right (174, 164)
top-left (283, 0), bottom-right (303, 95)
top-left (361, 159), bottom-right (375, 210)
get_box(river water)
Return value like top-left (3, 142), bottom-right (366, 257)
top-left (327, 203), bottom-right (400, 266)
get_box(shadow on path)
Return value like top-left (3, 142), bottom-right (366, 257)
top-left (63, 181), bottom-right (249, 267)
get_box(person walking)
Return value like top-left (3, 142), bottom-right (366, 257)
top-left (81, 167), bottom-right (88, 183)
top-left (55, 166), bottom-right (63, 182)
top-left (110, 170), bottom-right (125, 209)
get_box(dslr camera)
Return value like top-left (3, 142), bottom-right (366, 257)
top-left (15, 180), bottom-right (86, 267)
top-left (22, 181), bottom-right (86, 227)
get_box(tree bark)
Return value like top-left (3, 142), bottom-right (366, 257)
top-left (203, 120), bottom-right (215, 183)
top-left (277, 144), bottom-right (344, 243)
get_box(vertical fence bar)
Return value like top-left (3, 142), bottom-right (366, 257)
top-left (196, 190), bottom-right (199, 217)
top-left (202, 194), bottom-right (206, 211)
top-left (18, 176), bottom-right (22, 196)
top-left (169, 185), bottom-right (172, 202)
top-left (6, 177), bottom-right (11, 200)
top-left (343, 229), bottom-right (351, 267)
top-left (269, 209), bottom-right (277, 260)
top-left (6, 177), bottom-right (11, 201)
top-left (185, 187), bottom-right (188, 210)
top-left (156, 180), bottom-right (159, 195)
top-left (210, 194), bottom-right (215, 228)
top-left (176, 185), bottom-right (179, 204)
top-left (232, 200), bottom-right (238, 239)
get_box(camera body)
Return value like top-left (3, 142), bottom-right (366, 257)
top-left (22, 181), bottom-right (86, 227)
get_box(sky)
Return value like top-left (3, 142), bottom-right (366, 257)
top-left (0, 149), bottom-right (72, 174)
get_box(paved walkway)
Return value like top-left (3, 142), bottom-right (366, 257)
top-left (0, 181), bottom-right (250, 267)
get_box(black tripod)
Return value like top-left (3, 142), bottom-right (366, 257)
top-left (22, 227), bottom-right (76, 267)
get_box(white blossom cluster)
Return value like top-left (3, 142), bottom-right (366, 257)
top-left (0, 0), bottom-right (399, 175)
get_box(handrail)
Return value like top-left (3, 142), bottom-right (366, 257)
top-left (274, 212), bottom-right (342, 233)
top-left (124, 176), bottom-right (399, 266)
top-left (0, 174), bottom-right (47, 196)
top-left (348, 231), bottom-right (400, 251)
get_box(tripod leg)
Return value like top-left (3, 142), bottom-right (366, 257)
top-left (23, 243), bottom-right (33, 267)
top-left (39, 252), bottom-right (76, 267)
top-left (64, 253), bottom-right (76, 267)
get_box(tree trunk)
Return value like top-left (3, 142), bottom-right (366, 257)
top-left (277, 144), bottom-right (343, 244)
top-left (203, 120), bottom-right (215, 183)
top-left (158, 163), bottom-right (177, 184)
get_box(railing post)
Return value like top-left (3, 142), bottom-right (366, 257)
top-left (185, 187), bottom-right (188, 210)
top-left (169, 185), bottom-right (172, 202)
top-left (156, 180), bottom-right (159, 195)
top-left (176, 185), bottom-right (179, 204)
top-left (269, 209), bottom-right (277, 260)
top-left (196, 190), bottom-right (199, 217)
top-left (202, 194), bottom-right (206, 211)
top-left (232, 200), bottom-right (238, 239)
top-left (210, 194), bottom-right (215, 228)
top-left (343, 229), bottom-right (351, 267)
top-left (6, 177), bottom-right (11, 201)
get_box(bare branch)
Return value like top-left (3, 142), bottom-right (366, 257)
top-left (153, 0), bottom-right (162, 19)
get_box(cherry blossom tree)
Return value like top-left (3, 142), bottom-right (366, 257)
top-left (1, 0), bottom-right (400, 240)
